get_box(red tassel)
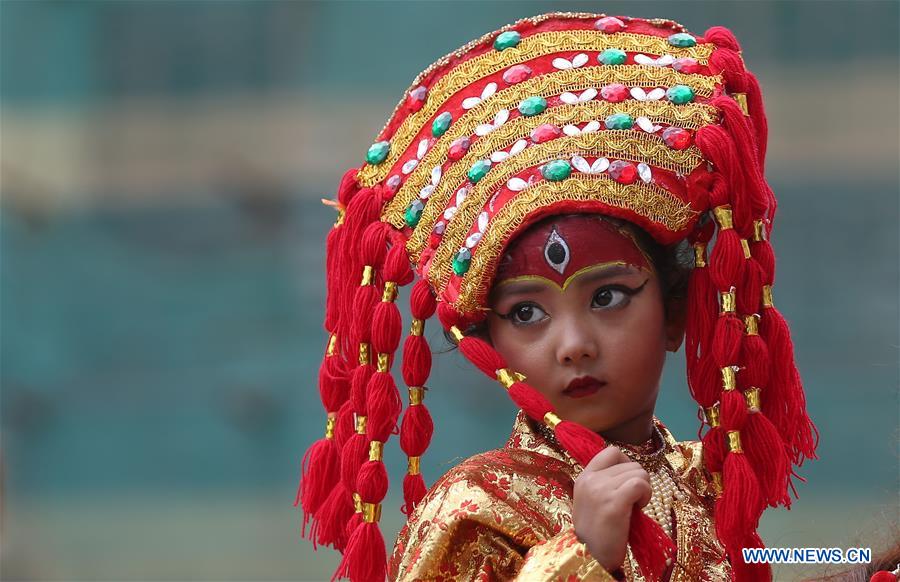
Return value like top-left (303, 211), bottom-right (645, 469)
top-left (402, 473), bottom-right (427, 515)
top-left (719, 389), bottom-right (747, 432)
top-left (744, 412), bottom-right (791, 508)
top-left (728, 532), bottom-right (773, 582)
top-left (335, 522), bottom-right (387, 582)
top-left (297, 437), bottom-right (339, 532)
top-left (554, 420), bottom-right (606, 467)
top-left (717, 452), bottom-right (762, 547)
top-left (628, 510), bottom-right (677, 582)
top-left (315, 484), bottom-right (355, 551)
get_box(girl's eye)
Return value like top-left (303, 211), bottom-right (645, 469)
top-left (592, 281), bottom-right (648, 310)
top-left (503, 303), bottom-right (548, 326)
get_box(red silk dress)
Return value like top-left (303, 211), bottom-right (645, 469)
top-left (389, 411), bottom-right (732, 581)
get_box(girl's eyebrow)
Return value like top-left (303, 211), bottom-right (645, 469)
top-left (495, 264), bottom-right (645, 298)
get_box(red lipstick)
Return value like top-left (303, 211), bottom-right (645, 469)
top-left (563, 376), bottom-right (606, 399)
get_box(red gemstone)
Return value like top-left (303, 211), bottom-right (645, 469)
top-left (530, 123), bottom-right (561, 144)
top-left (608, 160), bottom-right (637, 184)
top-left (600, 83), bottom-right (629, 103)
top-left (406, 86), bottom-right (427, 112)
top-left (594, 16), bottom-right (626, 34)
top-left (448, 137), bottom-right (471, 161)
top-left (662, 127), bottom-right (692, 150)
top-left (672, 57), bottom-right (701, 74)
top-left (502, 64), bottom-right (532, 85)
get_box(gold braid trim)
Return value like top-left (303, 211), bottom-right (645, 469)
top-left (450, 177), bottom-right (697, 312)
top-left (423, 135), bottom-right (698, 288)
top-left (368, 12), bottom-right (695, 142)
top-left (385, 96), bottom-right (713, 231)
top-left (363, 60), bottom-right (720, 187)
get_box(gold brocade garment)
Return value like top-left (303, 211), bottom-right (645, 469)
top-left (389, 411), bottom-right (732, 581)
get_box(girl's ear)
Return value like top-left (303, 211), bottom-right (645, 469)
top-left (664, 296), bottom-right (688, 352)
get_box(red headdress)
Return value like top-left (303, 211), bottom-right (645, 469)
top-left (295, 12), bottom-right (818, 581)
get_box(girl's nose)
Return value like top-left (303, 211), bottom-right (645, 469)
top-left (555, 317), bottom-right (600, 365)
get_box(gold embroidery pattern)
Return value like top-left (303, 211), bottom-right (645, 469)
top-left (383, 96), bottom-right (716, 229)
top-left (388, 411), bottom-right (732, 581)
top-left (447, 177), bottom-right (697, 312)
top-left (371, 12), bottom-right (695, 141)
top-left (410, 132), bottom-right (702, 267)
top-left (365, 63), bottom-right (719, 187)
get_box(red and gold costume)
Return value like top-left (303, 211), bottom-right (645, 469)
top-left (391, 412), bottom-right (731, 581)
top-left (294, 12), bottom-right (818, 581)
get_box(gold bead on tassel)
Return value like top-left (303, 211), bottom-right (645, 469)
top-left (693, 243), bottom-right (707, 268)
top-left (358, 343), bottom-right (370, 366)
top-left (326, 334), bottom-right (338, 356)
top-left (408, 386), bottom-right (424, 405)
top-left (543, 411), bottom-right (562, 429)
top-left (744, 387), bottom-right (761, 413)
top-left (711, 472), bottom-right (724, 497)
top-left (362, 502), bottom-right (382, 523)
top-left (712, 205), bottom-right (734, 230)
top-left (382, 281), bottom-right (398, 303)
top-left (361, 265), bottom-right (374, 286)
top-left (721, 366), bottom-right (737, 391)
top-left (762, 285), bottom-right (774, 308)
top-left (732, 92), bottom-right (749, 116)
top-left (407, 456), bottom-right (421, 476)
top-left (355, 415), bottom-right (367, 435)
top-left (744, 314), bottom-right (759, 336)
top-left (719, 289), bottom-right (736, 314)
top-left (409, 319), bottom-right (424, 336)
top-left (324, 415), bottom-right (336, 439)
top-left (704, 404), bottom-right (720, 428)
top-left (740, 238), bottom-right (751, 259)
top-left (368, 440), bottom-right (384, 462)
top-left (753, 219), bottom-right (767, 242)
top-left (726, 430), bottom-right (743, 453)
top-left (449, 326), bottom-right (464, 343)
top-left (376, 352), bottom-right (390, 373)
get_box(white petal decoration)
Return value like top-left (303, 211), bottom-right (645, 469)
top-left (481, 82), bottom-right (497, 100)
top-left (508, 139), bottom-right (528, 156)
top-left (402, 159), bottom-right (418, 174)
top-left (419, 184), bottom-right (435, 199)
top-left (431, 166), bottom-right (442, 185)
top-left (582, 120), bottom-right (601, 133)
top-left (657, 55), bottom-right (675, 66)
top-left (507, 177), bottom-right (528, 191)
top-left (478, 211), bottom-right (489, 233)
top-left (443, 207), bottom-right (457, 220)
top-left (572, 53), bottom-right (589, 68)
top-left (462, 96), bottom-right (482, 110)
top-left (494, 108), bottom-right (510, 126)
top-left (638, 162), bottom-right (652, 183)
top-left (646, 88), bottom-right (666, 101)
top-left (488, 192), bottom-right (501, 212)
top-left (636, 116), bottom-right (656, 133)
top-left (591, 158), bottom-right (610, 173)
top-left (386, 175), bottom-right (401, 189)
top-left (571, 155), bottom-right (591, 173)
top-left (455, 187), bottom-right (468, 206)
top-left (417, 139), bottom-right (429, 159)
top-left (630, 87), bottom-right (648, 101)
top-left (579, 88), bottom-right (598, 102)
top-left (560, 92), bottom-right (580, 105)
top-left (562, 124), bottom-right (581, 137)
top-left (634, 54), bottom-right (655, 66)
top-left (490, 150), bottom-right (509, 163)
top-left (465, 232), bottom-right (483, 248)
top-left (475, 123), bottom-right (495, 137)
top-left (552, 57), bottom-right (573, 70)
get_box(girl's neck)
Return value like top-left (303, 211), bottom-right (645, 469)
top-left (599, 411), bottom-right (656, 446)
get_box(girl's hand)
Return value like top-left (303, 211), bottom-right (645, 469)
top-left (572, 446), bottom-right (652, 572)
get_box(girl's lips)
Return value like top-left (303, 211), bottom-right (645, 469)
top-left (563, 376), bottom-right (606, 399)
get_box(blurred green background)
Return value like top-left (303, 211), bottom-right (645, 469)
top-left (1, 1), bottom-right (897, 580)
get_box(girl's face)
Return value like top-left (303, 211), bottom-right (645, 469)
top-left (486, 215), bottom-right (685, 442)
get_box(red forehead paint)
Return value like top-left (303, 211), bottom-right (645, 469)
top-left (495, 215), bottom-right (653, 288)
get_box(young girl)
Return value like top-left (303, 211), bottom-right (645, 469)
top-left (296, 12), bottom-right (818, 581)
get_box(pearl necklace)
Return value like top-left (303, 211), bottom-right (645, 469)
top-left (534, 421), bottom-right (687, 539)
top-left (606, 426), bottom-right (687, 539)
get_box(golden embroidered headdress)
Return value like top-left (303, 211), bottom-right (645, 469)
top-left (296, 12), bottom-right (818, 581)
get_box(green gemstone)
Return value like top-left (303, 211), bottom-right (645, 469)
top-left (366, 141), bottom-right (390, 165)
top-left (432, 112), bottom-right (452, 137)
top-left (598, 48), bottom-right (627, 65)
top-left (666, 85), bottom-right (695, 104)
top-left (404, 200), bottom-right (425, 227)
top-left (668, 32), bottom-right (697, 48)
top-left (494, 31), bottom-right (521, 51)
top-left (452, 248), bottom-right (472, 275)
top-left (518, 96), bottom-right (547, 116)
top-left (467, 160), bottom-right (492, 183)
top-left (604, 113), bottom-right (634, 130)
top-left (541, 160), bottom-right (572, 182)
